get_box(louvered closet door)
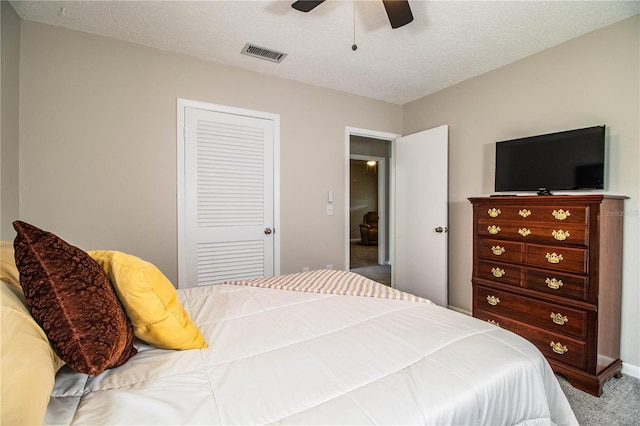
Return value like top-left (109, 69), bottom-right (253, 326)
top-left (184, 107), bottom-right (274, 286)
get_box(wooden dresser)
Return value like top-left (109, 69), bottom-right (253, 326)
top-left (469, 195), bottom-right (626, 396)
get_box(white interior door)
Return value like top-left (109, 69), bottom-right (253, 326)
top-left (393, 125), bottom-right (448, 306)
top-left (178, 102), bottom-right (279, 288)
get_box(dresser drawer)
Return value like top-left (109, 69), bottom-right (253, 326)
top-left (511, 224), bottom-right (587, 246)
top-left (477, 220), bottom-right (587, 246)
top-left (477, 220), bottom-right (527, 239)
top-left (525, 268), bottom-right (589, 301)
top-left (476, 260), bottom-right (522, 286)
top-left (474, 310), bottom-right (587, 370)
top-left (477, 239), bottom-right (523, 263)
top-left (478, 204), bottom-right (588, 225)
top-left (474, 285), bottom-right (588, 339)
top-left (525, 244), bottom-right (588, 274)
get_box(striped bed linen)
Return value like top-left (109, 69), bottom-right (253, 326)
top-left (224, 269), bottom-right (433, 304)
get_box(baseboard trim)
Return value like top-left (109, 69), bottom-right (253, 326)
top-left (448, 305), bottom-right (471, 316)
top-left (622, 362), bottom-right (640, 379)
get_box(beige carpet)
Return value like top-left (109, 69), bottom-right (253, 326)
top-left (558, 374), bottom-right (640, 425)
top-left (349, 241), bottom-right (391, 286)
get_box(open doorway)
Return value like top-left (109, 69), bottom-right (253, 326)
top-left (348, 132), bottom-right (395, 286)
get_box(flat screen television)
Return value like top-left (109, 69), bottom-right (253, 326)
top-left (494, 125), bottom-right (605, 195)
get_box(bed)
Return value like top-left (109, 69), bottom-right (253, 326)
top-left (1, 222), bottom-right (578, 425)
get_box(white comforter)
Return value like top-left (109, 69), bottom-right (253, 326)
top-left (46, 281), bottom-right (577, 425)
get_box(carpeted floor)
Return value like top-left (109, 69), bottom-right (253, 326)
top-left (349, 240), bottom-right (379, 268)
top-left (349, 241), bottom-right (391, 286)
top-left (559, 374), bottom-right (640, 425)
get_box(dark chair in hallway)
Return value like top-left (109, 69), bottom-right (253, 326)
top-left (359, 212), bottom-right (379, 245)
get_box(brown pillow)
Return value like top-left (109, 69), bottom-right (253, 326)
top-left (13, 220), bottom-right (136, 375)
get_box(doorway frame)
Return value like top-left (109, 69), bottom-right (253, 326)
top-left (345, 127), bottom-right (401, 285)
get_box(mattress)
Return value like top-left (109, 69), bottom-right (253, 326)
top-left (45, 271), bottom-right (577, 425)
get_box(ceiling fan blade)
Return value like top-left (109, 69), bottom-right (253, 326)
top-left (292, 1), bottom-right (325, 13)
top-left (382, 0), bottom-right (414, 29)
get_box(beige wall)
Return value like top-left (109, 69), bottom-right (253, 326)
top-left (17, 20), bottom-right (402, 283)
top-left (403, 15), bottom-right (640, 369)
top-left (1, 1), bottom-right (21, 240)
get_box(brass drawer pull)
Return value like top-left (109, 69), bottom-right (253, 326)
top-left (491, 246), bottom-right (506, 256)
top-left (550, 341), bottom-right (568, 355)
top-left (550, 312), bottom-right (569, 325)
top-left (519, 209), bottom-right (531, 218)
top-left (488, 208), bottom-right (501, 218)
top-left (487, 319), bottom-right (501, 327)
top-left (545, 278), bottom-right (564, 290)
top-left (487, 295), bottom-right (500, 306)
top-left (552, 230), bottom-right (570, 241)
top-left (545, 252), bottom-right (563, 264)
top-left (487, 225), bottom-right (501, 235)
top-left (518, 228), bottom-right (531, 237)
top-left (552, 209), bottom-right (570, 221)
top-left (491, 267), bottom-right (505, 278)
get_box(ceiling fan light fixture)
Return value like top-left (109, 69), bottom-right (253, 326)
top-left (382, 0), bottom-right (414, 29)
top-left (292, 1), bottom-right (325, 13)
top-left (291, 0), bottom-right (414, 29)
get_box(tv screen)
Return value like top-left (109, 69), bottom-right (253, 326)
top-left (494, 125), bottom-right (605, 193)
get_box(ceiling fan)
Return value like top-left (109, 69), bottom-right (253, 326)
top-left (292, 0), bottom-right (414, 29)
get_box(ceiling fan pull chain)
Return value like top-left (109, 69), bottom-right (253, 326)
top-left (352, 1), bottom-right (358, 51)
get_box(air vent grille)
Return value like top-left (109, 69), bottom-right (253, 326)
top-left (241, 43), bottom-right (287, 63)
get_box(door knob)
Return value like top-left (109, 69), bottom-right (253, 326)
top-left (264, 228), bottom-right (273, 235)
top-left (435, 227), bottom-right (448, 233)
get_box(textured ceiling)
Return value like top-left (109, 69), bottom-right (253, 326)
top-left (10, 0), bottom-right (640, 105)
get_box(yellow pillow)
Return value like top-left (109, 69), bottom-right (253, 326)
top-left (1, 281), bottom-right (65, 425)
top-left (88, 250), bottom-right (207, 350)
top-left (0, 240), bottom-right (21, 289)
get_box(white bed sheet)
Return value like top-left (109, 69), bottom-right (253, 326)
top-left (46, 283), bottom-right (578, 425)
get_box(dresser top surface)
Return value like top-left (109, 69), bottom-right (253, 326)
top-left (468, 194), bottom-right (628, 204)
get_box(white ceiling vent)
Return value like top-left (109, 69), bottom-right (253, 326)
top-left (241, 43), bottom-right (287, 64)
